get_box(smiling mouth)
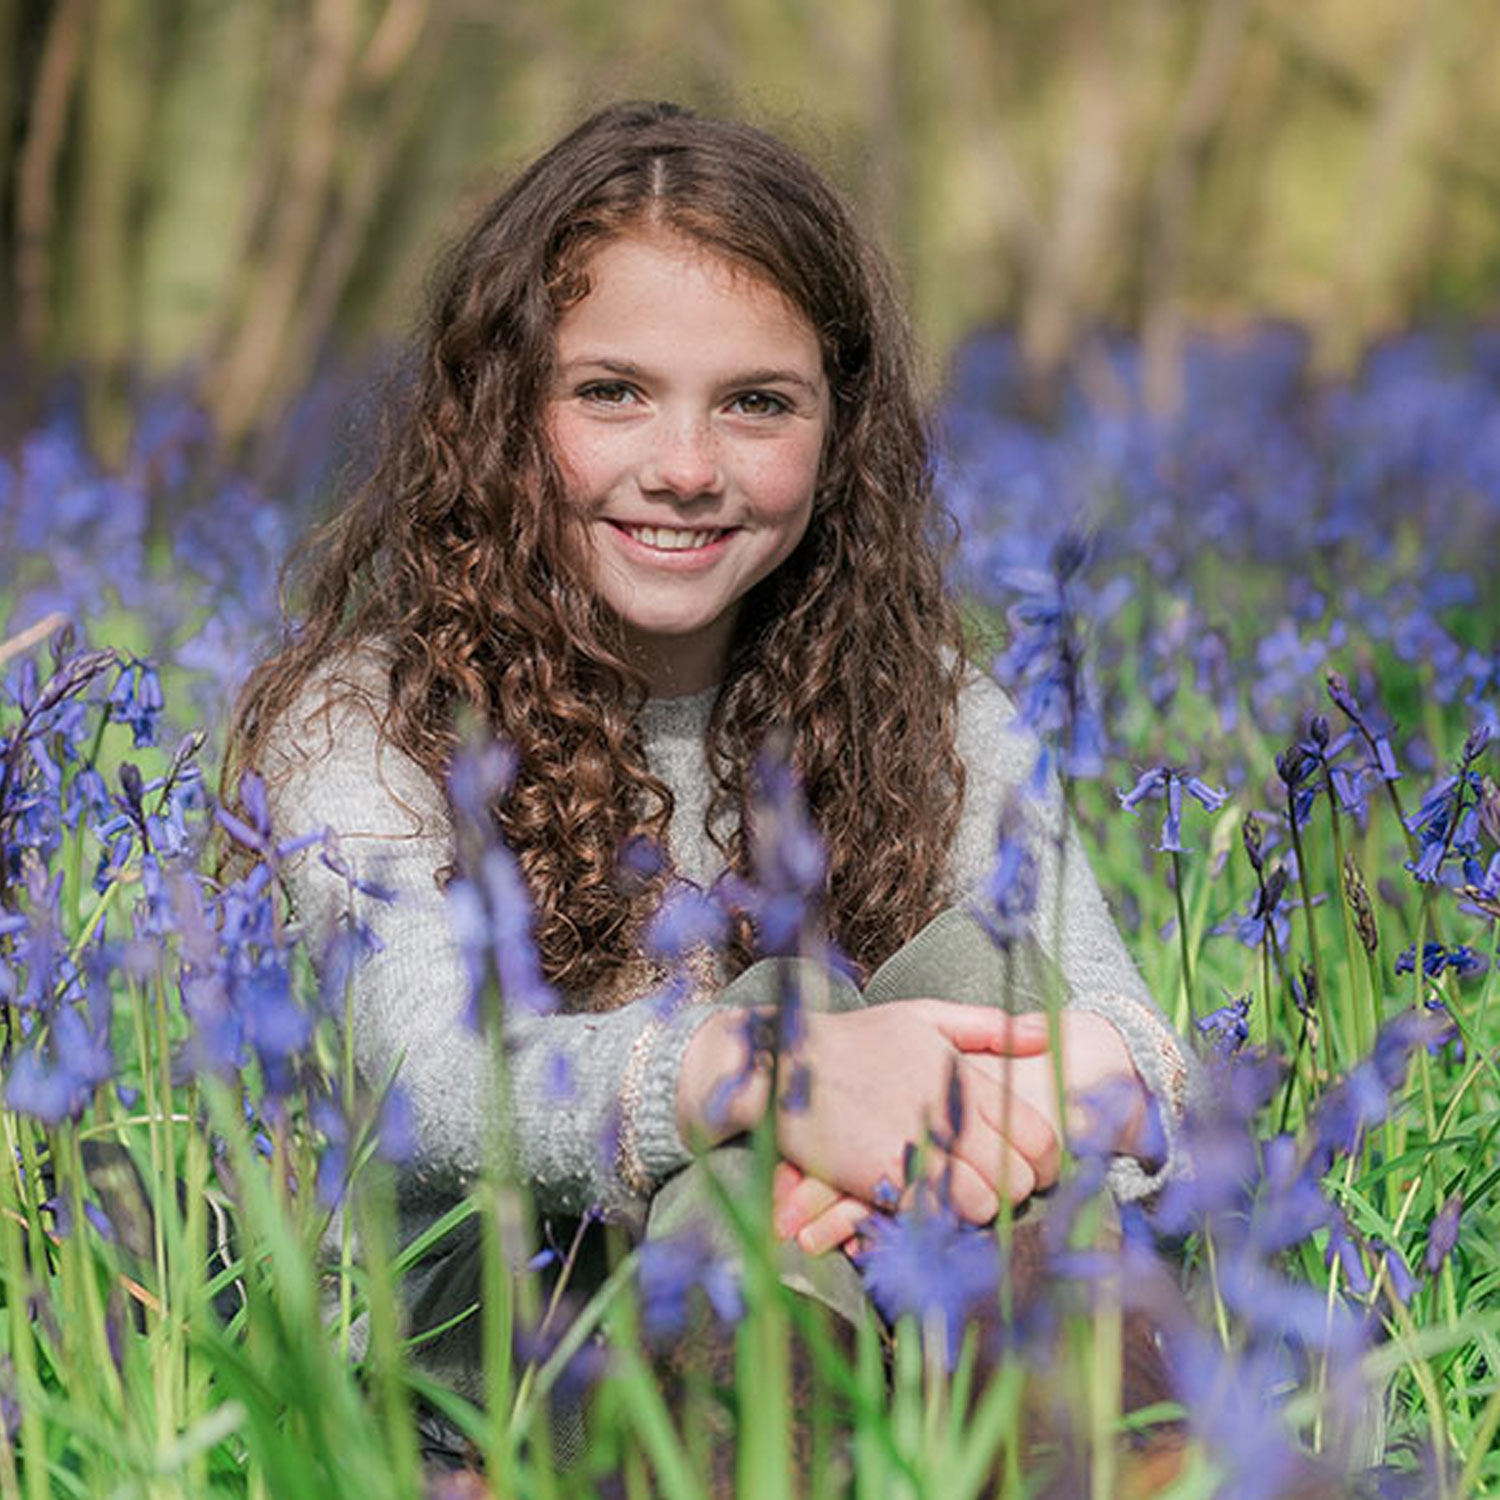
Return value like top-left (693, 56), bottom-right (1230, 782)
top-left (615, 523), bottom-right (727, 552)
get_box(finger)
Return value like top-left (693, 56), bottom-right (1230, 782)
top-left (958, 1059), bottom-right (1062, 1186)
top-left (796, 1196), bottom-right (870, 1256)
top-left (773, 1160), bottom-right (804, 1202)
top-left (943, 1125), bottom-right (1040, 1209)
top-left (917, 1001), bottom-right (1052, 1056)
top-left (932, 1155), bottom-right (1008, 1226)
top-left (774, 1174), bottom-right (843, 1241)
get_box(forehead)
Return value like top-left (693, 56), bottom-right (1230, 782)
top-left (554, 230), bottom-right (823, 365)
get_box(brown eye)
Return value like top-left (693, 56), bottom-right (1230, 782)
top-left (579, 381), bottom-right (636, 407)
top-left (729, 390), bottom-right (791, 417)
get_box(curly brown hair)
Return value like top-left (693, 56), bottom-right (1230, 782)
top-left (227, 100), bottom-right (967, 1006)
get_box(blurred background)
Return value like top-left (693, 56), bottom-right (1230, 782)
top-left (3, 0), bottom-right (1500, 458)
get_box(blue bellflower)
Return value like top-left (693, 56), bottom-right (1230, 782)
top-left (856, 1193), bottom-right (1001, 1368)
top-left (1119, 765), bottom-right (1228, 853)
top-left (636, 1227), bottom-right (743, 1342)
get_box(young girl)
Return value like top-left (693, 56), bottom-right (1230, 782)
top-left (231, 99), bottom-right (1192, 1432)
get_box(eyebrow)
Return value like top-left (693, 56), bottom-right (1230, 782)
top-left (558, 356), bottom-right (822, 394)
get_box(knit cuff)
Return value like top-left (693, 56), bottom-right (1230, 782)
top-left (615, 1001), bottom-right (725, 1198)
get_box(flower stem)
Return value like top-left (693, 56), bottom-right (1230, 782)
top-left (1170, 849), bottom-right (1195, 1016)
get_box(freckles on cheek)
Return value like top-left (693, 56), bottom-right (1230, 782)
top-left (753, 439), bottom-right (824, 510)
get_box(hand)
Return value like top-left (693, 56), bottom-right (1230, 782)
top-left (771, 1001), bottom-right (1062, 1226)
top-left (770, 1049), bottom-right (1064, 1256)
top-left (773, 1011), bottom-right (1149, 1254)
top-left (773, 1161), bottom-right (871, 1255)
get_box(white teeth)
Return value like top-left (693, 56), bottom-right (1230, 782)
top-left (624, 525), bottom-right (722, 552)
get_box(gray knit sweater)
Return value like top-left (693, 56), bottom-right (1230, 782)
top-left (264, 648), bottom-right (1193, 1225)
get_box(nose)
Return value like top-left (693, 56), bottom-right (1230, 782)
top-left (639, 414), bottom-right (722, 501)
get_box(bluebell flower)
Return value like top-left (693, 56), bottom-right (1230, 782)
top-left (1457, 851), bottom-right (1500, 921)
top-left (214, 771), bottom-right (320, 866)
top-left (711, 749), bottom-right (843, 1050)
top-left (1393, 942), bottom-right (1485, 980)
top-left (1324, 1210), bottom-right (1371, 1295)
top-left (311, 1096), bottom-right (350, 1209)
top-left (1376, 1242), bottom-right (1418, 1306)
top-left (1425, 1193), bottom-right (1462, 1275)
top-left (988, 532), bottom-right (1123, 786)
top-left (1420, 997), bottom-right (1462, 1059)
top-left (1313, 1010), bottom-right (1448, 1159)
top-left (971, 804), bottom-right (1038, 949)
top-left (447, 737), bottom-right (517, 828)
top-left (637, 1227), bottom-right (743, 1342)
top-left (1404, 765), bottom-right (1485, 885)
top-left (374, 1083), bottom-right (416, 1166)
top-left (855, 1192), bottom-right (1001, 1367)
top-left (3, 1004), bottom-right (114, 1125)
top-left (447, 843), bottom-right (557, 1025)
top-left (1119, 764), bottom-right (1227, 852)
top-left (1195, 994), bottom-right (1252, 1056)
top-left (1210, 864), bottom-right (1298, 954)
top-left (1326, 670), bottom-right (1402, 787)
top-left (645, 881), bottom-right (728, 960)
top-left (107, 659), bottom-right (164, 748)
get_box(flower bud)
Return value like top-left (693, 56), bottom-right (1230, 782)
top-left (1343, 853), bottom-right (1378, 955)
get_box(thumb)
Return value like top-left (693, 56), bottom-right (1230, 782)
top-left (923, 1001), bottom-right (1052, 1055)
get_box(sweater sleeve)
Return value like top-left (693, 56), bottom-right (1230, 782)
top-left (262, 655), bottom-right (718, 1219)
top-left (951, 670), bottom-right (1204, 1198)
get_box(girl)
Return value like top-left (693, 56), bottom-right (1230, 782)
top-left (230, 99), bottom-right (1193, 1436)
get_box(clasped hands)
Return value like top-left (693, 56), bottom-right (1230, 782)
top-left (676, 1000), bottom-right (1146, 1259)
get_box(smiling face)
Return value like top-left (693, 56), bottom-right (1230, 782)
top-left (547, 229), bottom-right (830, 695)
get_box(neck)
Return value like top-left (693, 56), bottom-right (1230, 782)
top-left (622, 620), bottom-right (733, 699)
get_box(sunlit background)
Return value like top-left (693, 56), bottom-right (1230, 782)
top-left (5, 0), bottom-right (1500, 455)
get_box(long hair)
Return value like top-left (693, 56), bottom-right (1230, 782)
top-left (227, 100), bottom-right (966, 1005)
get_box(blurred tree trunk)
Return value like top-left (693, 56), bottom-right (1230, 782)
top-left (6, 0), bottom-right (1500, 453)
top-left (0, 0), bottom-right (20, 340)
top-left (201, 0), bottom-right (452, 447)
top-left (73, 0), bottom-right (152, 461)
top-left (1317, 1), bottom-right (1441, 370)
top-left (1141, 0), bottom-right (1253, 415)
top-left (1014, 5), bottom-right (1128, 415)
top-left (14, 0), bottom-right (89, 359)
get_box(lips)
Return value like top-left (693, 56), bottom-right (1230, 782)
top-left (612, 522), bottom-right (727, 552)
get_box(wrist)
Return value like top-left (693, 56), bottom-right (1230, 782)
top-left (675, 1008), bottom-right (772, 1147)
top-left (1060, 1010), bottom-right (1152, 1157)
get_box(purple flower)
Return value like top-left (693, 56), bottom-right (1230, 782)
top-left (645, 882), bottom-right (728, 960)
top-left (376, 1083), bottom-right (417, 1166)
top-left (107, 659), bottom-right (164, 748)
top-left (1195, 994), bottom-right (1252, 1057)
top-left (1377, 1242), bottom-right (1418, 1306)
top-left (637, 1227), bottom-right (743, 1341)
top-left (1394, 942), bottom-right (1485, 980)
top-left (1119, 765), bottom-right (1228, 853)
top-left (1314, 1010), bottom-right (1449, 1158)
top-left (3, 1004), bottom-right (113, 1124)
top-left (989, 532), bottom-right (1122, 786)
top-left (1324, 1210), bottom-right (1371, 1295)
top-left (1404, 766), bottom-right (1485, 885)
top-left (1458, 852), bottom-right (1500, 921)
top-left (1423, 1193), bottom-right (1462, 1276)
top-left (447, 844), bottom-right (557, 1024)
top-left (855, 1193), bottom-right (1001, 1367)
top-left (1210, 865), bottom-right (1295, 954)
top-left (971, 805), bottom-right (1038, 949)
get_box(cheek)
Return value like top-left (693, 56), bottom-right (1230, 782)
top-left (546, 410), bottom-right (610, 504)
top-left (748, 435), bottom-right (824, 519)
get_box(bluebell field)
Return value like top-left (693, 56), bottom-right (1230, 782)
top-left (2, 324), bottom-right (1499, 1498)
